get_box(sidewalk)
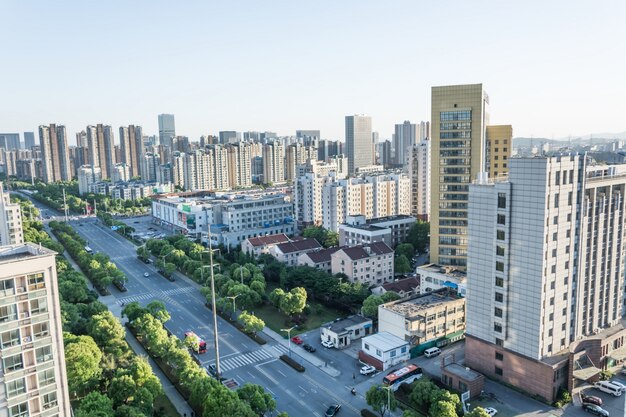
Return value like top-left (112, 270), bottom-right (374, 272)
top-left (262, 327), bottom-right (341, 377)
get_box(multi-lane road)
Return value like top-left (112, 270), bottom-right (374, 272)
top-left (68, 217), bottom-right (371, 417)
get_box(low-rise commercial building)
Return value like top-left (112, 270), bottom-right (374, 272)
top-left (330, 242), bottom-right (394, 285)
top-left (339, 214), bottom-right (416, 248)
top-left (416, 264), bottom-right (467, 297)
top-left (89, 181), bottom-right (173, 201)
top-left (378, 288), bottom-right (466, 354)
top-left (320, 315), bottom-right (373, 349)
top-left (359, 331), bottom-right (410, 371)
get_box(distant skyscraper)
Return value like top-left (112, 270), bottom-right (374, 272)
top-left (86, 124), bottom-right (115, 179)
top-left (0, 133), bottom-right (20, 150)
top-left (39, 124), bottom-right (71, 182)
top-left (158, 114), bottom-right (176, 148)
top-left (345, 115), bottom-right (373, 174)
top-left (393, 121), bottom-right (416, 166)
top-left (23, 132), bottom-right (35, 149)
top-left (377, 140), bottom-right (392, 168)
top-left (0, 183), bottom-right (23, 245)
top-left (296, 130), bottom-right (320, 147)
top-left (0, 243), bottom-right (72, 416)
top-left (119, 125), bottom-right (143, 178)
top-left (408, 139), bottom-right (430, 220)
top-left (486, 125), bottom-right (513, 179)
top-left (262, 141), bottom-right (285, 184)
top-left (75, 130), bottom-right (88, 147)
top-left (418, 121), bottom-right (430, 141)
top-left (219, 131), bottom-right (239, 144)
top-left (430, 84), bottom-right (490, 268)
top-left (226, 143), bottom-right (252, 188)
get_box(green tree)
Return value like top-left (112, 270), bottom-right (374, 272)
top-left (239, 311), bottom-right (265, 334)
top-left (114, 405), bottom-right (146, 417)
top-left (136, 246), bottom-right (150, 262)
top-left (402, 411), bottom-right (422, 417)
top-left (163, 262), bottom-right (176, 277)
top-left (396, 243), bottom-right (415, 259)
top-left (279, 287), bottom-right (307, 316)
top-left (324, 231), bottom-right (339, 248)
top-left (75, 392), bottom-right (115, 417)
top-left (109, 374), bottom-right (137, 407)
top-left (87, 311), bottom-right (126, 353)
top-left (269, 288), bottom-right (285, 308)
top-left (122, 302), bottom-right (147, 323)
top-left (394, 255), bottom-right (411, 274)
top-left (237, 383), bottom-right (276, 415)
top-left (302, 225), bottom-right (327, 242)
top-left (406, 221), bottom-right (430, 253)
top-left (430, 390), bottom-right (461, 415)
top-left (429, 400), bottom-right (458, 417)
top-left (408, 378), bottom-right (439, 409)
top-left (64, 335), bottom-right (102, 394)
top-left (465, 408), bottom-right (491, 417)
top-left (202, 386), bottom-right (257, 417)
top-left (128, 356), bottom-right (162, 399)
top-left (228, 283), bottom-right (262, 310)
top-left (146, 300), bottom-right (171, 323)
top-left (381, 291), bottom-right (401, 302)
top-left (362, 295), bottom-right (384, 318)
top-left (366, 385), bottom-right (398, 417)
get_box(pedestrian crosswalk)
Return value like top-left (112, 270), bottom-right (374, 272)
top-left (117, 286), bottom-right (196, 305)
top-left (272, 344), bottom-right (289, 355)
top-left (210, 349), bottom-right (275, 372)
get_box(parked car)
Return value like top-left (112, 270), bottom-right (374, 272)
top-left (610, 380), bottom-right (626, 392)
top-left (582, 403), bottom-right (610, 416)
top-left (324, 404), bottom-right (341, 417)
top-left (206, 364), bottom-right (217, 377)
top-left (484, 407), bottom-right (498, 417)
top-left (144, 272), bottom-right (150, 277)
top-left (303, 344), bottom-right (316, 352)
top-left (291, 336), bottom-right (304, 345)
top-left (581, 393), bottom-right (603, 406)
top-left (321, 340), bottom-right (334, 349)
top-left (360, 365), bottom-right (376, 375)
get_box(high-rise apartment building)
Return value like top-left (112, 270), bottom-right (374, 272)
top-left (172, 147), bottom-right (230, 191)
top-left (0, 134), bottom-right (21, 151)
top-left (226, 143), bottom-right (252, 189)
top-left (75, 130), bottom-right (87, 148)
top-left (0, 243), bottom-right (71, 416)
top-left (393, 121), bottom-right (416, 166)
top-left (77, 165), bottom-right (102, 195)
top-left (219, 131), bottom-right (239, 145)
top-left (158, 114), bottom-right (176, 148)
top-left (408, 139), bottom-right (430, 221)
top-left (0, 183), bottom-right (23, 246)
top-left (486, 125), bottom-right (513, 179)
top-left (23, 132), bottom-right (35, 150)
top-left (111, 163), bottom-right (131, 183)
top-left (285, 143), bottom-right (316, 182)
top-left (86, 124), bottom-right (115, 179)
top-left (466, 155), bottom-right (626, 402)
top-left (430, 83), bottom-right (490, 268)
top-left (418, 121), bottom-right (430, 141)
top-left (262, 141), bottom-right (285, 184)
top-left (318, 140), bottom-right (343, 162)
top-left (345, 115), bottom-right (373, 174)
top-left (377, 140), bottom-right (392, 168)
top-left (39, 124), bottom-right (71, 182)
top-left (119, 125), bottom-right (143, 178)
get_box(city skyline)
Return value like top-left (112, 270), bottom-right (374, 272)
top-left (2, 1), bottom-right (626, 141)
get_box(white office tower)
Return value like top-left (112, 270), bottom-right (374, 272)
top-left (408, 139), bottom-right (430, 220)
top-left (345, 115), bottom-right (373, 174)
top-left (0, 183), bottom-right (23, 246)
top-left (393, 121), bottom-right (416, 166)
top-left (226, 143), bottom-right (252, 188)
top-left (418, 121), bottom-right (430, 141)
top-left (262, 141), bottom-right (285, 185)
top-left (158, 114), bottom-right (176, 149)
top-left (466, 154), bottom-right (626, 403)
top-left (77, 165), bottom-right (102, 195)
top-left (0, 243), bottom-right (72, 416)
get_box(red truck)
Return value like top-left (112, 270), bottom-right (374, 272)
top-left (184, 331), bottom-right (207, 354)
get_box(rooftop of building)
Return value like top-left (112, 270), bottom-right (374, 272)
top-left (300, 246), bottom-right (344, 263)
top-left (442, 363), bottom-right (483, 381)
top-left (154, 190), bottom-right (289, 206)
top-left (378, 277), bottom-right (420, 293)
top-left (323, 315), bottom-right (372, 334)
top-left (367, 215), bottom-right (416, 224)
top-left (246, 233), bottom-right (291, 247)
top-left (0, 243), bottom-right (55, 264)
top-left (361, 331), bottom-right (408, 351)
top-left (275, 238), bottom-right (322, 254)
top-left (381, 288), bottom-right (463, 318)
top-left (416, 263), bottom-right (467, 279)
top-left (337, 241), bottom-right (393, 261)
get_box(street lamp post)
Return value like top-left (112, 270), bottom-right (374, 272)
top-left (380, 385), bottom-right (392, 417)
top-left (280, 325), bottom-right (297, 357)
top-left (204, 227), bottom-right (222, 379)
top-left (225, 294), bottom-right (240, 314)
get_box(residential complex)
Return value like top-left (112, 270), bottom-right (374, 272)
top-left (466, 155), bottom-right (626, 402)
top-left (39, 124), bottom-right (71, 183)
top-left (262, 141), bottom-right (285, 185)
top-left (77, 165), bottom-right (102, 196)
top-left (0, 243), bottom-right (71, 417)
top-left (408, 139), bottom-right (430, 220)
top-left (0, 184), bottom-right (23, 246)
top-left (119, 125), bottom-right (143, 178)
top-left (330, 242), bottom-right (394, 285)
top-left (86, 124), bottom-right (115, 179)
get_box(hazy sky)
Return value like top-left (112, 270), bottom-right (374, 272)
top-left (2, 1), bottom-right (625, 144)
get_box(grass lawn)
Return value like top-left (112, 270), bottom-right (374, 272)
top-left (154, 393), bottom-right (181, 417)
top-left (255, 301), bottom-right (345, 336)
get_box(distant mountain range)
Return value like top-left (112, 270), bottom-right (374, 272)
top-left (513, 132), bottom-right (626, 147)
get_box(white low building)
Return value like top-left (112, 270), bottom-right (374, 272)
top-left (416, 263), bottom-right (467, 297)
top-left (360, 331), bottom-right (410, 371)
top-left (320, 315), bottom-right (373, 349)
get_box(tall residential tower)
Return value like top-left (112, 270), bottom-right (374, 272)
top-left (345, 115), bottom-right (373, 174)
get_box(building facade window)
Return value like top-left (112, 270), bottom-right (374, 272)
top-left (495, 352), bottom-right (503, 361)
top-left (495, 366), bottom-right (503, 376)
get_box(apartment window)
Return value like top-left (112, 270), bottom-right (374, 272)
top-left (9, 403), bottom-right (28, 417)
top-left (495, 366), bottom-right (503, 376)
top-left (495, 338), bottom-right (504, 346)
top-left (552, 232), bottom-right (557, 241)
top-left (550, 281), bottom-right (555, 290)
top-left (1, 329), bottom-right (20, 349)
top-left (549, 313), bottom-right (554, 322)
top-left (564, 261), bottom-right (569, 270)
top-left (496, 261), bottom-right (504, 272)
top-left (562, 323), bottom-right (567, 331)
top-left (38, 369), bottom-right (56, 387)
top-left (552, 249), bottom-right (557, 258)
top-left (6, 378), bottom-right (26, 398)
top-left (497, 193), bottom-right (506, 209)
top-left (494, 322), bottom-right (503, 333)
top-left (0, 278), bottom-right (15, 295)
top-left (36, 345), bottom-right (53, 364)
top-left (33, 322), bottom-right (50, 339)
top-left (30, 298), bottom-right (48, 315)
top-left (566, 229), bottom-right (571, 238)
top-left (390, 350), bottom-right (396, 358)
top-left (496, 230), bottom-right (505, 240)
top-left (561, 338), bottom-right (566, 347)
top-left (495, 352), bottom-right (504, 361)
top-left (555, 171), bottom-right (560, 185)
top-left (495, 277), bottom-right (504, 287)
top-left (494, 307), bottom-right (503, 318)
top-left (548, 329), bottom-right (553, 336)
top-left (553, 216), bottom-right (558, 225)
top-left (563, 308), bottom-right (567, 316)
top-left (554, 193), bottom-right (559, 208)
top-left (3, 353), bottom-right (24, 373)
top-left (548, 344), bottom-right (553, 353)
top-left (376, 349), bottom-right (382, 356)
top-left (0, 304), bottom-right (17, 323)
top-left (497, 214), bottom-right (506, 225)
top-left (495, 292), bottom-right (504, 302)
top-left (551, 265), bottom-right (556, 273)
top-left (27, 273), bottom-right (45, 291)
top-left (568, 192), bottom-right (573, 206)
top-left (42, 392), bottom-right (58, 410)
top-left (565, 245), bottom-right (570, 254)
top-left (496, 246), bottom-right (505, 256)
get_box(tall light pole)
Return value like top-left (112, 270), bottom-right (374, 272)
top-left (280, 325), bottom-right (297, 357)
top-left (206, 227), bottom-right (222, 379)
top-left (226, 294), bottom-right (240, 314)
top-left (380, 385), bottom-right (392, 416)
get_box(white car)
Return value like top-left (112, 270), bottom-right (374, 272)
top-left (611, 380), bottom-right (626, 392)
top-left (321, 340), bottom-right (334, 349)
top-left (143, 272), bottom-right (149, 277)
top-left (360, 365), bottom-right (376, 375)
top-left (484, 407), bottom-right (498, 417)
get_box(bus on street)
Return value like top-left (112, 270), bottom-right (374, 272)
top-left (383, 364), bottom-right (422, 391)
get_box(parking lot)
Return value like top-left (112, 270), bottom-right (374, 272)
top-left (120, 215), bottom-right (174, 241)
top-left (565, 374), bottom-right (626, 417)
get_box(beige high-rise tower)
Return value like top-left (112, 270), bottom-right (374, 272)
top-left (486, 125), bottom-right (513, 179)
top-left (430, 84), bottom-right (489, 268)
